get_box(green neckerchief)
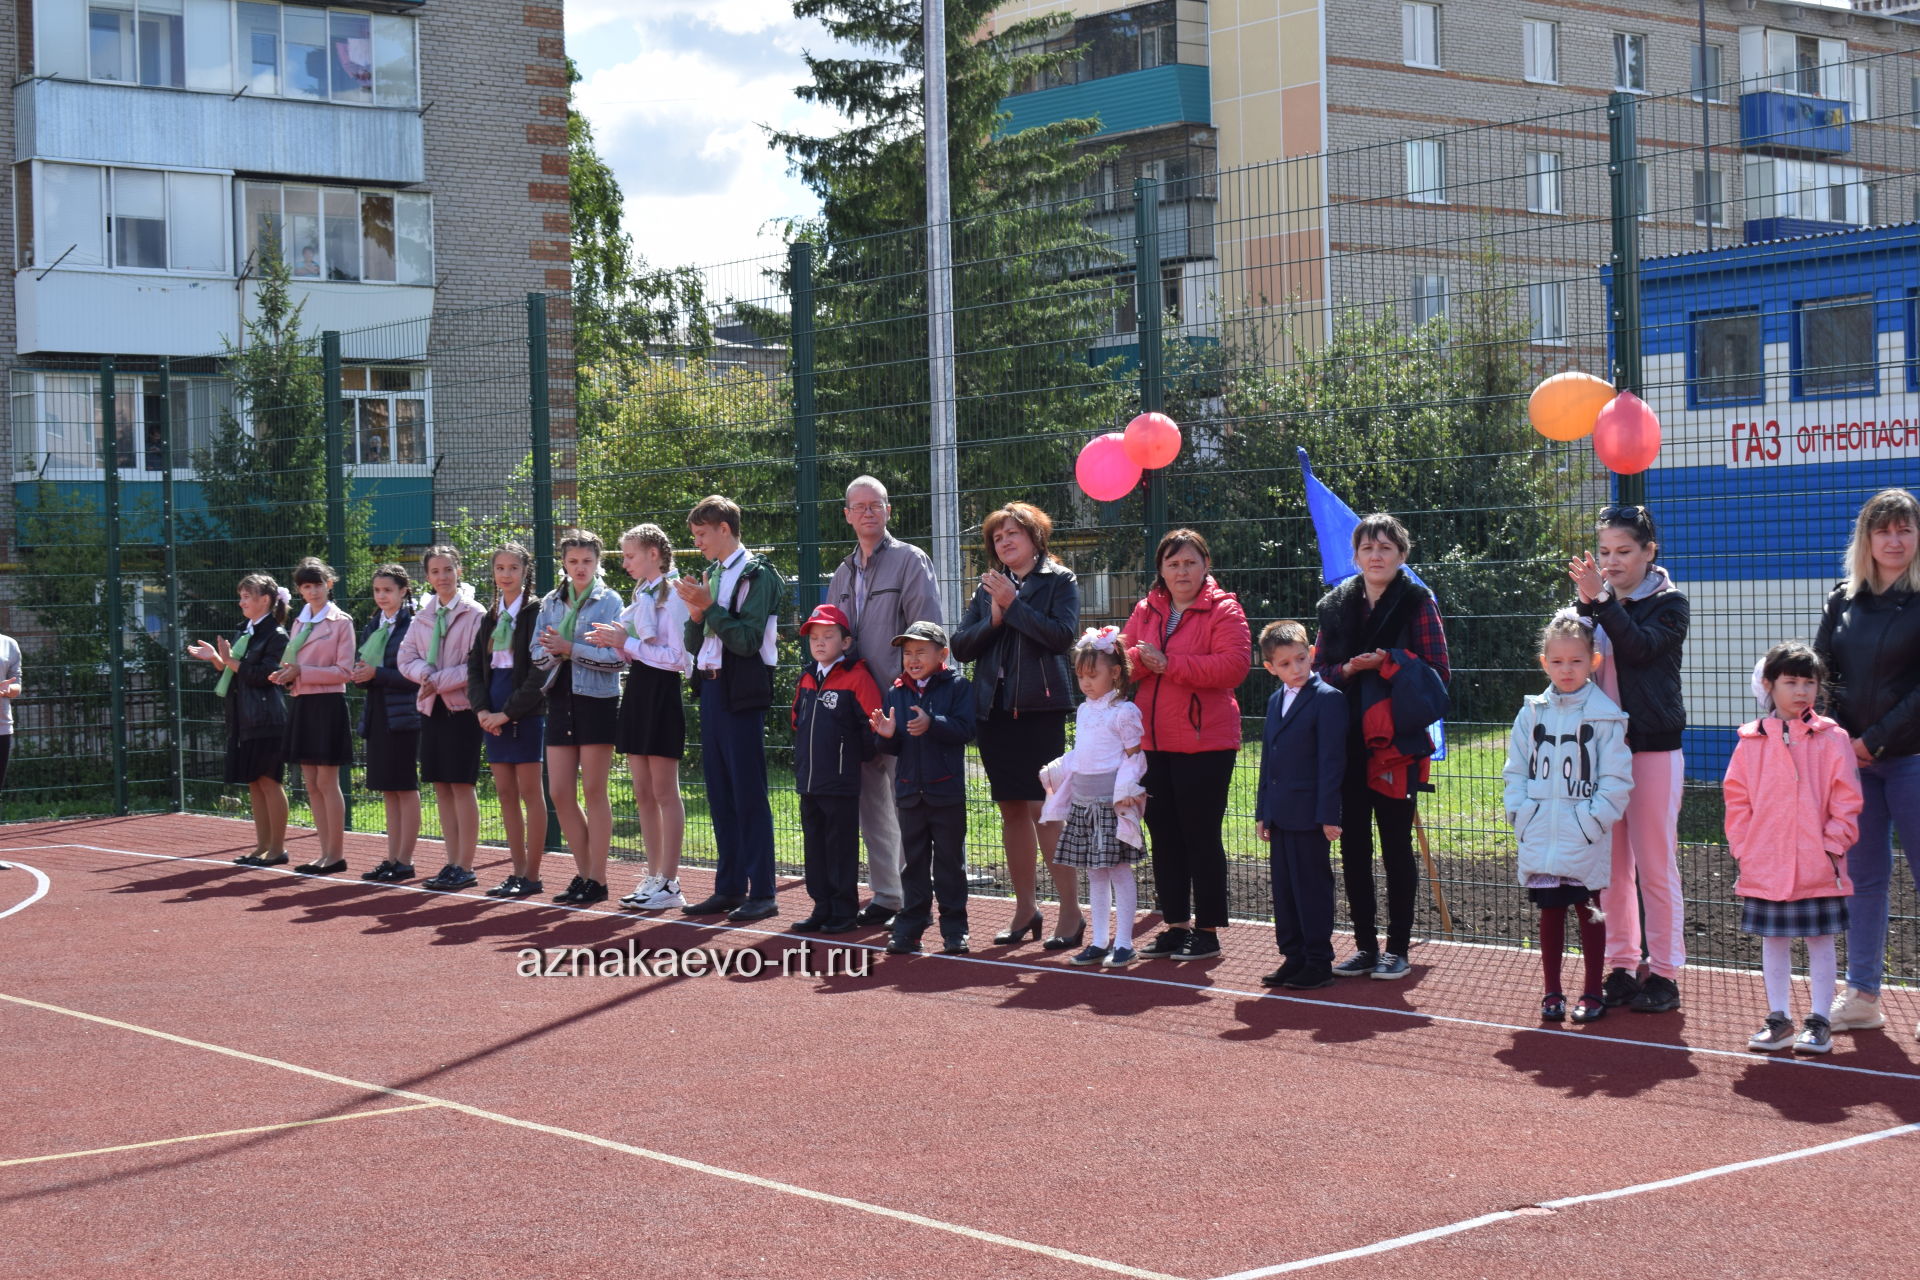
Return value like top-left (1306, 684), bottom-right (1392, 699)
top-left (215, 626), bottom-right (253, 697)
top-left (557, 581), bottom-right (590, 650)
top-left (427, 599), bottom-right (453, 666)
top-left (283, 609), bottom-right (322, 666)
top-left (491, 595), bottom-right (520, 653)
top-left (358, 612), bottom-right (396, 667)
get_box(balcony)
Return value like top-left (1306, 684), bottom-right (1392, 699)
top-left (1000, 64), bottom-right (1211, 140)
top-left (16, 269), bottom-right (433, 358)
top-left (15, 78), bottom-right (423, 185)
top-left (1738, 91), bottom-right (1852, 157)
top-left (1085, 195), bottom-right (1217, 264)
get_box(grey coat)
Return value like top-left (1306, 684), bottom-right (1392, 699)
top-left (827, 531), bottom-right (942, 687)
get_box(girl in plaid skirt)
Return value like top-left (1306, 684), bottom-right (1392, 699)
top-left (1724, 642), bottom-right (1864, 1055)
top-left (1043, 628), bottom-right (1147, 966)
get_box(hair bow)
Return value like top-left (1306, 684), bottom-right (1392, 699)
top-left (1750, 657), bottom-right (1771, 712)
top-left (275, 586), bottom-right (292, 605)
top-left (1080, 625), bottom-right (1121, 653)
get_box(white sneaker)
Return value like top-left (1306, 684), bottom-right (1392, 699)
top-left (1828, 987), bottom-right (1885, 1031)
top-left (619, 874), bottom-right (664, 908)
top-left (638, 877), bottom-right (684, 911)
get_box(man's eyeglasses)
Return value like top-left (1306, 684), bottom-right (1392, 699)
top-left (847, 503), bottom-right (887, 516)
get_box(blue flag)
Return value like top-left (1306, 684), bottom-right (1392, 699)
top-left (1297, 448), bottom-right (1425, 588)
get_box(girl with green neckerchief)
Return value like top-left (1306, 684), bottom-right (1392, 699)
top-left (533, 528), bottom-right (628, 907)
top-left (187, 573), bottom-right (291, 866)
top-left (349, 563), bottom-right (423, 884)
top-left (468, 542), bottom-right (550, 899)
top-left (397, 544), bottom-right (488, 892)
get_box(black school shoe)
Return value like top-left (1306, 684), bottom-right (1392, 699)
top-left (1137, 927), bottom-right (1190, 959)
top-left (856, 903), bottom-right (897, 926)
top-left (361, 861), bottom-right (398, 882)
top-left (484, 876), bottom-right (524, 898)
top-left (552, 875), bottom-right (589, 904)
top-left (1282, 966), bottom-right (1335, 990)
top-left (422, 866), bottom-right (477, 891)
top-left (1170, 931), bottom-right (1221, 961)
top-left (1602, 967), bottom-right (1641, 1008)
top-left (1260, 959), bottom-right (1305, 988)
top-left (1629, 974), bottom-right (1681, 1013)
top-left (885, 934), bottom-right (922, 955)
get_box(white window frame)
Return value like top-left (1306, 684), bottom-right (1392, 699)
top-left (1526, 151), bottom-right (1561, 215)
top-left (1522, 19), bottom-right (1556, 85)
top-left (1412, 274), bottom-right (1448, 326)
top-left (238, 179), bottom-right (434, 285)
top-left (25, 160), bottom-right (234, 277)
top-left (1633, 161), bottom-right (1652, 222)
top-left (1849, 65), bottom-right (1871, 122)
top-left (86, 0), bottom-right (185, 88)
top-left (1693, 168), bottom-right (1724, 228)
top-left (341, 365), bottom-right (432, 470)
top-left (1613, 32), bottom-right (1646, 93)
top-left (1528, 281), bottom-right (1567, 345)
top-left (1401, 3), bottom-right (1439, 70)
top-left (1690, 44), bottom-right (1723, 103)
top-left (1405, 139), bottom-right (1446, 204)
top-left (9, 369), bottom-right (236, 480)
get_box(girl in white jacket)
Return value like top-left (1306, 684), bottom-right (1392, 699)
top-left (1503, 615), bottom-right (1636, 1024)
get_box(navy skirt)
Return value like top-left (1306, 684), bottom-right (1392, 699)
top-left (285, 691), bottom-right (352, 767)
top-left (484, 668), bottom-right (545, 765)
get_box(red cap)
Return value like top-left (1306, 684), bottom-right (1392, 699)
top-left (799, 603), bottom-right (853, 635)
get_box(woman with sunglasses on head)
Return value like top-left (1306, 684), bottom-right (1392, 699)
top-left (1568, 504), bottom-right (1690, 1014)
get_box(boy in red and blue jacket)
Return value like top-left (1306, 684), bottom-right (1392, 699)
top-left (791, 604), bottom-right (883, 933)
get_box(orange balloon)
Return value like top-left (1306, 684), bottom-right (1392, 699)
top-left (1528, 372), bottom-right (1617, 442)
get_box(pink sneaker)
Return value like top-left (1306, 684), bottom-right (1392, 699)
top-left (1828, 987), bottom-right (1885, 1031)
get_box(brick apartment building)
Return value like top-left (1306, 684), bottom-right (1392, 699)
top-left (989, 0), bottom-right (1920, 358)
top-left (2, 0), bottom-right (568, 603)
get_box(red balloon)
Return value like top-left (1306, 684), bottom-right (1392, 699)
top-left (1592, 391), bottom-right (1662, 475)
top-left (1123, 411), bottom-right (1182, 469)
top-left (1075, 433), bottom-right (1142, 503)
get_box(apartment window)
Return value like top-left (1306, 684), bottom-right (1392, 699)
top-left (1613, 33), bottom-right (1645, 92)
top-left (1632, 161), bottom-right (1652, 220)
top-left (1412, 275), bottom-right (1448, 325)
top-left (241, 181), bottom-right (432, 284)
top-left (1529, 281), bottom-right (1567, 344)
top-left (1522, 20), bottom-right (1556, 84)
top-left (1794, 35), bottom-right (1822, 97)
top-left (1743, 156), bottom-right (1867, 226)
top-left (31, 163), bottom-right (228, 274)
top-left (1796, 295), bottom-right (1876, 396)
top-left (1849, 66), bottom-right (1871, 122)
top-left (1693, 313), bottom-right (1761, 404)
top-left (1526, 152), bottom-right (1561, 214)
top-left (343, 366), bottom-right (428, 465)
top-left (1402, 3), bottom-right (1439, 69)
top-left (1693, 169), bottom-right (1724, 227)
top-left (10, 370), bottom-right (230, 475)
top-left (1690, 45), bottom-right (1723, 102)
top-left (1406, 139), bottom-right (1446, 203)
top-left (88, 0), bottom-right (184, 87)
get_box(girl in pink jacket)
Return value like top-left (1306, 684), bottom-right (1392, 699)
top-left (272, 557), bottom-right (357, 876)
top-left (1724, 641), bottom-right (1863, 1056)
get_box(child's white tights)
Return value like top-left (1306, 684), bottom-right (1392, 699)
top-left (1086, 864), bottom-right (1137, 950)
top-left (1761, 935), bottom-right (1838, 1015)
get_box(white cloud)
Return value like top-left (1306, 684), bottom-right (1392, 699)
top-left (569, 8), bottom-right (854, 269)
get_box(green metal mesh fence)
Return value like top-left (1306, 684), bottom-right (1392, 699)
top-left (8, 52), bottom-right (1918, 980)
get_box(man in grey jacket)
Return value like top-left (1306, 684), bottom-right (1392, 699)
top-left (827, 476), bottom-right (942, 924)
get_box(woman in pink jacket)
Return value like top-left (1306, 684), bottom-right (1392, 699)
top-left (1724, 641), bottom-right (1863, 1056)
top-left (1122, 529), bottom-right (1252, 961)
top-left (272, 557), bottom-right (357, 876)
top-left (399, 545), bottom-right (488, 891)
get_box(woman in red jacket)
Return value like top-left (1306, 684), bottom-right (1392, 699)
top-left (1123, 529), bottom-right (1252, 961)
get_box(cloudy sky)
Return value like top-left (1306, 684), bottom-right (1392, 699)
top-left (565, 1), bottom-right (853, 272)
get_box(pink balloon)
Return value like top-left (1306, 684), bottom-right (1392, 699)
top-left (1075, 433), bottom-right (1142, 503)
top-left (1123, 412), bottom-right (1182, 469)
top-left (1592, 391), bottom-right (1662, 475)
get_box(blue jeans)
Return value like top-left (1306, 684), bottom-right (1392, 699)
top-left (1843, 753), bottom-right (1920, 995)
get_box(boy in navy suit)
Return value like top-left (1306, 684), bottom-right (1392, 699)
top-left (1253, 620), bottom-right (1346, 989)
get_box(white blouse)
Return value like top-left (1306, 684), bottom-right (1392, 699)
top-left (1070, 691), bottom-right (1144, 775)
top-left (619, 576), bottom-right (691, 675)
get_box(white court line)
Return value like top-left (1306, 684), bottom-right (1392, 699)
top-left (0, 1103), bottom-right (438, 1167)
top-left (0, 860), bottom-right (50, 921)
top-left (0, 991), bottom-right (1184, 1280)
top-left (1207, 1120), bottom-right (1920, 1279)
top-left (15, 837), bottom-right (1920, 1088)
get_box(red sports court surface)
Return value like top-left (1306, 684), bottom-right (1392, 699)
top-left (4, 814), bottom-right (1918, 1279)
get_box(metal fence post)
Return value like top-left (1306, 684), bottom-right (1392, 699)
top-left (528, 294), bottom-right (555, 597)
top-left (100, 359), bottom-right (128, 815)
top-left (1607, 91), bottom-right (1646, 508)
top-left (527, 293), bottom-right (562, 853)
top-left (791, 242), bottom-right (821, 607)
top-left (1134, 177), bottom-right (1167, 568)
top-left (158, 357), bottom-right (184, 813)
top-left (322, 332), bottom-right (352, 831)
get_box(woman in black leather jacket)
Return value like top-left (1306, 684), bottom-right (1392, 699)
top-left (951, 502), bottom-right (1082, 947)
top-left (1817, 488), bottom-right (1920, 1038)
